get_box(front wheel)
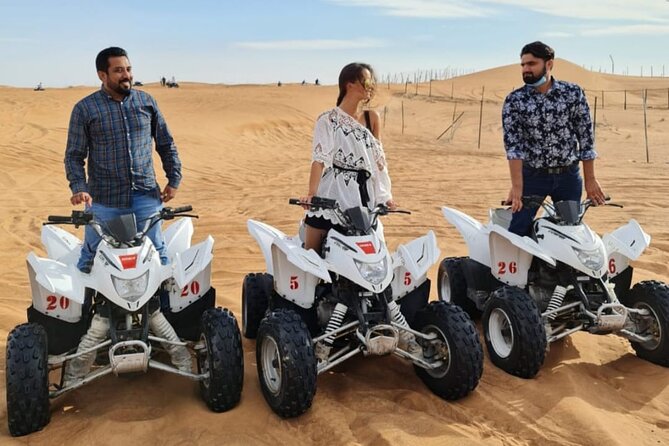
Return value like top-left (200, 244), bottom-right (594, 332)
top-left (483, 286), bottom-right (546, 378)
top-left (256, 309), bottom-right (316, 418)
top-left (198, 308), bottom-right (244, 412)
top-left (412, 301), bottom-right (483, 400)
top-left (6, 323), bottom-right (50, 437)
top-left (623, 280), bottom-right (669, 367)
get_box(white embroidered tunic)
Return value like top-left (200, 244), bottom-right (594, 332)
top-left (307, 107), bottom-right (392, 224)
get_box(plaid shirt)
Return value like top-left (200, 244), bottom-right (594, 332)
top-left (502, 78), bottom-right (597, 168)
top-left (65, 87), bottom-right (182, 208)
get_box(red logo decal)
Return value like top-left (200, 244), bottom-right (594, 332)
top-left (119, 254), bottom-right (138, 269)
top-left (356, 241), bottom-right (376, 254)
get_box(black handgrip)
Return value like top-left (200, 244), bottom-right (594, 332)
top-left (288, 198), bottom-right (301, 205)
top-left (172, 205), bottom-right (193, 213)
top-left (48, 215), bottom-right (72, 223)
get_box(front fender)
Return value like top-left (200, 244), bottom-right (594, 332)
top-left (27, 252), bottom-right (86, 305)
top-left (173, 236), bottom-right (214, 288)
top-left (248, 219), bottom-right (330, 282)
top-left (603, 219), bottom-right (650, 261)
top-left (393, 230), bottom-right (441, 279)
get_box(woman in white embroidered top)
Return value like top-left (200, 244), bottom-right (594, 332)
top-left (300, 62), bottom-right (395, 252)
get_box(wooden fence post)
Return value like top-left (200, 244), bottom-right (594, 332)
top-left (477, 86), bottom-right (485, 149)
top-left (643, 90), bottom-right (649, 163)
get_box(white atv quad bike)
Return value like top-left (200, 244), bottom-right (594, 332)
top-left (243, 197), bottom-right (483, 418)
top-left (438, 196), bottom-right (669, 379)
top-left (6, 206), bottom-right (243, 437)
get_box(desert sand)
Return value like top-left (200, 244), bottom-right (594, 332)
top-left (0, 59), bottom-right (667, 445)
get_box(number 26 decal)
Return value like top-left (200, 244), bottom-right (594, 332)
top-left (497, 261), bottom-right (517, 275)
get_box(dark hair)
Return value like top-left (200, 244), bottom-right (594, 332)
top-left (520, 41), bottom-right (554, 61)
top-left (96, 47), bottom-right (128, 72)
top-left (336, 62), bottom-right (376, 106)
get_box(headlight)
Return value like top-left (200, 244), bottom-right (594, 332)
top-left (112, 271), bottom-right (149, 302)
top-left (354, 258), bottom-right (388, 285)
top-left (573, 247), bottom-right (604, 271)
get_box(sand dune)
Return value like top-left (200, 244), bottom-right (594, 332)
top-left (0, 59), bottom-right (667, 445)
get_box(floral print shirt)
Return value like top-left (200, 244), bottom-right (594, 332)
top-left (502, 78), bottom-right (597, 168)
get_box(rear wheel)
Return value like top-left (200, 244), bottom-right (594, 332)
top-left (242, 273), bottom-right (272, 339)
top-left (256, 309), bottom-right (316, 417)
top-left (198, 308), bottom-right (244, 412)
top-left (483, 286), bottom-right (546, 378)
top-left (412, 301), bottom-right (483, 400)
top-left (622, 280), bottom-right (669, 367)
top-left (438, 257), bottom-right (480, 319)
top-left (6, 323), bottom-right (50, 437)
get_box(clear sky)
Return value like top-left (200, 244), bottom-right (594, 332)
top-left (2, 0), bottom-right (669, 87)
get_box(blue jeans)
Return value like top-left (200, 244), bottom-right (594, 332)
top-left (78, 189), bottom-right (168, 272)
top-left (508, 164), bottom-right (583, 236)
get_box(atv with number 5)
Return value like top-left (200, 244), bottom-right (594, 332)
top-left (243, 197), bottom-right (483, 418)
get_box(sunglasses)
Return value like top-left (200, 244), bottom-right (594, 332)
top-left (359, 78), bottom-right (375, 91)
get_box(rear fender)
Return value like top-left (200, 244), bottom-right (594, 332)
top-left (391, 231), bottom-right (440, 299)
top-left (603, 219), bottom-right (651, 278)
top-left (41, 225), bottom-right (81, 261)
top-left (173, 236), bottom-right (214, 289)
top-left (164, 218), bottom-right (194, 262)
top-left (441, 206), bottom-right (490, 266)
top-left (27, 253), bottom-right (86, 309)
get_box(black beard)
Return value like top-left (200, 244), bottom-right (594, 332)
top-left (113, 80), bottom-right (132, 96)
top-left (523, 67), bottom-right (547, 85)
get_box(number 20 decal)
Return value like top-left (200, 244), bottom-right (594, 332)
top-left (46, 295), bottom-right (70, 311)
top-left (497, 261), bottom-right (517, 275)
top-left (181, 281), bottom-right (201, 297)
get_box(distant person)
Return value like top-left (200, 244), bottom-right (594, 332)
top-left (161, 76), bottom-right (166, 87)
top-left (300, 62), bottom-right (394, 253)
top-left (277, 80), bottom-right (282, 87)
top-left (502, 41), bottom-right (606, 236)
top-left (63, 46), bottom-right (187, 384)
top-left (314, 78), bottom-right (320, 86)
top-left (301, 80), bottom-right (306, 86)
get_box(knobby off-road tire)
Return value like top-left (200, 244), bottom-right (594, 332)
top-left (242, 273), bottom-right (272, 339)
top-left (483, 286), bottom-right (547, 378)
top-left (438, 257), bottom-right (480, 319)
top-left (256, 308), bottom-right (316, 418)
top-left (6, 323), bottom-right (50, 437)
top-left (622, 280), bottom-right (669, 367)
top-left (412, 301), bottom-right (483, 400)
top-left (198, 308), bottom-right (244, 412)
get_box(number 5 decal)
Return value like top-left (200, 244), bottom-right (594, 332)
top-left (404, 272), bottom-right (412, 286)
top-left (290, 276), bottom-right (299, 290)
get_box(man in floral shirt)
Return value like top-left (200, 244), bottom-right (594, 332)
top-left (503, 41), bottom-right (606, 236)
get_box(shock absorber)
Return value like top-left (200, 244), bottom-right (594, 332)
top-left (315, 303), bottom-right (348, 361)
top-left (387, 300), bottom-right (420, 353)
top-left (546, 285), bottom-right (570, 320)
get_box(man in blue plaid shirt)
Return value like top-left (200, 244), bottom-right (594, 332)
top-left (65, 47), bottom-right (182, 272)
